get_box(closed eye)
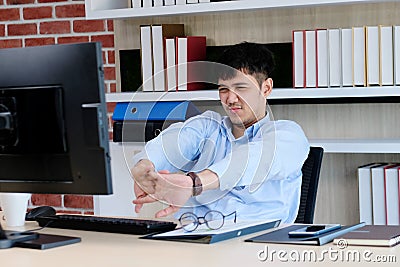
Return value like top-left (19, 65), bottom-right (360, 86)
top-left (218, 87), bottom-right (229, 93)
top-left (235, 86), bottom-right (249, 92)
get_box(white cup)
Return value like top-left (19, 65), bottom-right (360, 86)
top-left (0, 192), bottom-right (31, 227)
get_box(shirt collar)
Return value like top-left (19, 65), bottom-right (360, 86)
top-left (221, 117), bottom-right (235, 140)
top-left (221, 113), bottom-right (271, 139)
top-left (245, 113), bottom-right (271, 137)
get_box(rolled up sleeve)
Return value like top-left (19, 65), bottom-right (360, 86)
top-left (208, 120), bottom-right (309, 191)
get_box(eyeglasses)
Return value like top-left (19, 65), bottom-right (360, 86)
top-left (179, 210), bottom-right (237, 232)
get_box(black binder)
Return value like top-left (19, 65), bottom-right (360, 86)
top-left (245, 223), bottom-right (365, 246)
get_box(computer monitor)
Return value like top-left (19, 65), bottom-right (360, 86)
top-left (0, 42), bottom-right (112, 195)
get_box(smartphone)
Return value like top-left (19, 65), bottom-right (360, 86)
top-left (288, 224), bottom-right (341, 237)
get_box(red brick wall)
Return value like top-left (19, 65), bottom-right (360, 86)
top-left (0, 0), bottom-right (116, 214)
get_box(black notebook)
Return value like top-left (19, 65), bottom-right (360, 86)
top-left (245, 223), bottom-right (365, 246)
top-left (15, 233), bottom-right (81, 250)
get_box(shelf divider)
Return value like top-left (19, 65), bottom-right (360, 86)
top-left (85, 0), bottom-right (383, 20)
top-left (106, 87), bottom-right (400, 103)
top-left (309, 139), bottom-right (400, 153)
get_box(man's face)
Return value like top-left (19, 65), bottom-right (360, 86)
top-left (218, 72), bottom-right (272, 128)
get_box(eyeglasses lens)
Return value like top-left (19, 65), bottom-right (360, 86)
top-left (204, 211), bottom-right (224, 230)
top-left (180, 213), bottom-right (198, 232)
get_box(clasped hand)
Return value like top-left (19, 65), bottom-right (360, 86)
top-left (131, 159), bottom-right (192, 218)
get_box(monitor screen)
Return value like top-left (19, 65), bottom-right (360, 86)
top-left (0, 42), bottom-right (112, 195)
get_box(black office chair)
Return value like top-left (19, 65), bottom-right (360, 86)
top-left (294, 147), bottom-right (324, 224)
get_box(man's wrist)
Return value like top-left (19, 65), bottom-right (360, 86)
top-left (137, 159), bottom-right (155, 169)
top-left (197, 169), bottom-right (220, 191)
top-left (186, 172), bottom-right (203, 197)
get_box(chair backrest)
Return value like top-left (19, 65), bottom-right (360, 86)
top-left (295, 146), bottom-right (324, 224)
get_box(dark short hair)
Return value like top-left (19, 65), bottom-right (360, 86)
top-left (216, 42), bottom-right (275, 87)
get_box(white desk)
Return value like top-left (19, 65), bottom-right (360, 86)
top-left (1, 219), bottom-right (399, 267)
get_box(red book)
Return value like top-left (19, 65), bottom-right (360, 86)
top-left (176, 36), bottom-right (207, 91)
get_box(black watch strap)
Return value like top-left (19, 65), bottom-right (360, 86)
top-left (187, 172), bottom-right (203, 196)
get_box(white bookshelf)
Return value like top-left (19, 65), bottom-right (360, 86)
top-left (95, 0), bottom-right (400, 224)
top-left (106, 90), bottom-right (218, 102)
top-left (85, 0), bottom-right (386, 20)
top-left (309, 139), bottom-right (400, 153)
top-left (106, 87), bottom-right (400, 102)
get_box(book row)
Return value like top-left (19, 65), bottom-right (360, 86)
top-left (140, 24), bottom-right (206, 92)
top-left (293, 25), bottom-right (400, 88)
top-left (131, 0), bottom-right (227, 8)
top-left (358, 163), bottom-right (400, 226)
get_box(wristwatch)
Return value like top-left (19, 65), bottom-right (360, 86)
top-left (186, 172), bottom-right (203, 196)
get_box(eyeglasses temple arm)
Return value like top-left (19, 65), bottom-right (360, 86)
top-left (226, 211), bottom-right (237, 223)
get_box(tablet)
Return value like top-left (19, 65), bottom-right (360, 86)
top-left (288, 224), bottom-right (341, 237)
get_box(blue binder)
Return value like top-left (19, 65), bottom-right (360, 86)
top-left (112, 101), bottom-right (200, 121)
top-left (112, 101), bottom-right (200, 142)
top-left (141, 219), bottom-right (281, 244)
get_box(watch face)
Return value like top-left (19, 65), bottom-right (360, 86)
top-left (193, 185), bottom-right (202, 196)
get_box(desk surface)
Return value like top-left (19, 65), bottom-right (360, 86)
top-left (1, 219), bottom-right (399, 267)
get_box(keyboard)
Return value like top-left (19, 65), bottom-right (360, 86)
top-left (34, 215), bottom-right (177, 235)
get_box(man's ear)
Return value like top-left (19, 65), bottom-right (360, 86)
top-left (261, 78), bottom-right (273, 97)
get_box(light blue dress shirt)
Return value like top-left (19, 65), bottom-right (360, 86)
top-left (132, 110), bottom-right (310, 223)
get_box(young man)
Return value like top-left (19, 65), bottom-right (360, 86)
top-left (131, 42), bottom-right (309, 223)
